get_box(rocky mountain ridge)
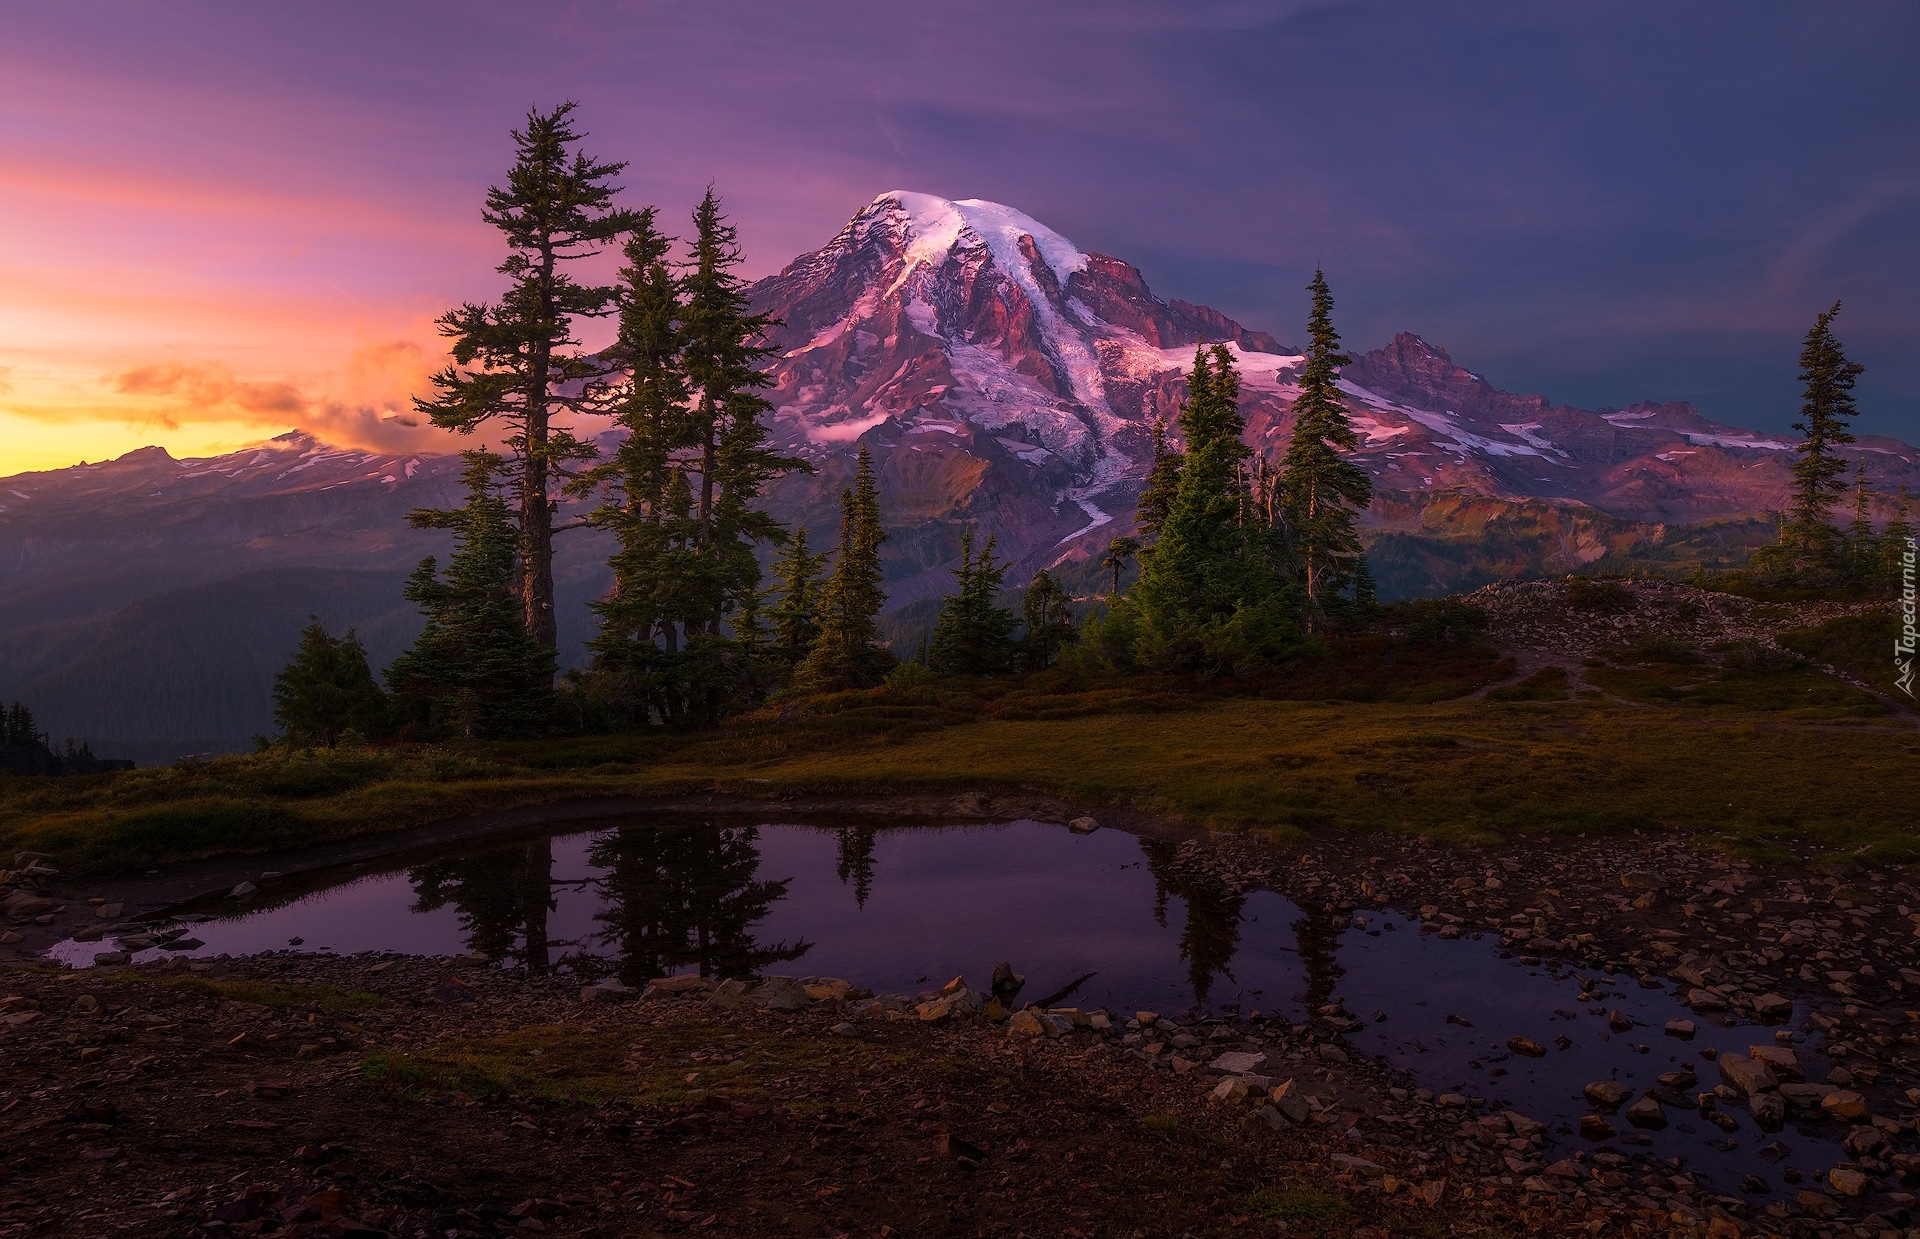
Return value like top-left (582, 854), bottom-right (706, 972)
top-left (744, 193), bottom-right (1918, 609)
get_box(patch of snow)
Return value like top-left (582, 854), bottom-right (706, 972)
top-left (276, 455), bottom-right (324, 480)
top-left (1349, 415), bottom-right (1410, 446)
top-left (903, 294), bottom-right (940, 336)
top-left (1602, 409), bottom-right (1662, 426)
top-left (1056, 497), bottom-right (1112, 544)
top-left (7, 489), bottom-right (28, 499)
top-left (404, 459), bottom-right (419, 478)
top-left (1497, 422), bottom-right (1571, 459)
top-left (1681, 432), bottom-right (1787, 451)
top-left (995, 436), bottom-right (1055, 465)
top-left (807, 409), bottom-right (893, 443)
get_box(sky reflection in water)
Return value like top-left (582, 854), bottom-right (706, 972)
top-left (50, 818), bottom-right (1840, 1191)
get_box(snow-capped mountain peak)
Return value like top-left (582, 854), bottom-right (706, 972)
top-left (879, 191), bottom-right (1091, 288)
top-left (746, 194), bottom-right (1920, 606)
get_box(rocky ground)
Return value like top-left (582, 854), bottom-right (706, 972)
top-left (1460, 578), bottom-right (1890, 702)
top-left (4, 818), bottom-right (1920, 1238)
top-left (0, 950), bottom-right (1597, 1239)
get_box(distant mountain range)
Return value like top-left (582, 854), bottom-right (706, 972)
top-left (4, 190), bottom-right (1914, 760)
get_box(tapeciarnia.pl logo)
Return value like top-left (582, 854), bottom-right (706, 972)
top-left (1899, 536), bottom-right (1917, 700)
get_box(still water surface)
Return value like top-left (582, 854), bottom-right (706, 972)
top-left (51, 817), bottom-right (1841, 1191)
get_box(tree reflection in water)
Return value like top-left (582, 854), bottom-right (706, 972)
top-left (834, 825), bottom-right (877, 908)
top-left (1139, 839), bottom-right (1245, 1006)
top-left (410, 837), bottom-right (558, 974)
top-left (1290, 903), bottom-right (1347, 1015)
top-left (585, 821), bottom-right (809, 987)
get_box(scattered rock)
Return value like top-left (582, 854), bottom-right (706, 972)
top-left (1717, 1056), bottom-right (1777, 1096)
top-left (1821, 1090), bottom-right (1869, 1122)
top-left (1583, 1080), bottom-right (1632, 1110)
top-left (1624, 1096), bottom-right (1666, 1129)
top-left (749, 976), bottom-right (812, 1013)
top-left (1007, 1010), bottom-right (1047, 1039)
top-left (1208, 1050), bottom-right (1266, 1075)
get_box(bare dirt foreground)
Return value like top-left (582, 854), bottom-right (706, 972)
top-left (8, 955), bottom-right (1525, 1239)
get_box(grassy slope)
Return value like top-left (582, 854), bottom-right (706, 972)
top-left (686, 698), bottom-right (1919, 863)
top-left (6, 675), bottom-right (1916, 873)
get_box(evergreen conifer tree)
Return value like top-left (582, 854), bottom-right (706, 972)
top-left (1100, 536), bottom-right (1140, 598)
top-left (1019, 569), bottom-right (1076, 670)
top-left (1783, 301), bottom-right (1863, 562)
top-left (4, 702), bottom-right (32, 747)
top-left (1845, 464), bottom-right (1877, 583)
top-left (794, 445), bottom-right (892, 690)
top-left (272, 619), bottom-right (387, 747)
top-left (768, 527), bottom-right (828, 665)
top-left (586, 194), bottom-right (803, 723)
top-left (415, 103), bottom-right (644, 652)
top-left (389, 453), bottom-right (556, 737)
top-left (1352, 551), bottom-right (1378, 609)
top-left (928, 526), bottom-right (1018, 676)
top-left (1280, 271), bottom-right (1373, 623)
top-left (1133, 346), bottom-right (1271, 626)
top-left (1135, 417), bottom-right (1185, 543)
top-left (585, 208), bottom-right (688, 698)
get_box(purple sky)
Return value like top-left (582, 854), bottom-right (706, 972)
top-left (2, 0), bottom-right (1916, 469)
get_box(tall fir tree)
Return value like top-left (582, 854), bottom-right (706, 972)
top-left (1846, 464), bottom-right (1876, 582)
top-left (1019, 569), bottom-right (1077, 670)
top-left (1100, 535), bottom-right (1141, 598)
top-left (794, 444), bottom-right (892, 691)
top-left (388, 453), bottom-right (555, 738)
top-left (928, 525), bottom-right (1018, 676)
top-left (1352, 551), bottom-right (1378, 609)
top-left (768, 527), bottom-right (828, 665)
top-left (272, 620), bottom-right (387, 747)
top-left (414, 103), bottom-right (644, 653)
top-left (677, 189), bottom-right (804, 649)
top-left (1279, 270), bottom-right (1373, 623)
top-left (1783, 300), bottom-right (1863, 561)
top-left (1133, 345), bottom-right (1272, 627)
top-left (585, 193), bottom-right (804, 724)
top-left (1135, 417), bottom-right (1185, 543)
top-left (586, 209), bottom-right (688, 683)
top-left (3, 702), bottom-right (38, 747)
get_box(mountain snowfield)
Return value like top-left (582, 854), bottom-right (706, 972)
top-left (3, 190), bottom-right (1918, 757)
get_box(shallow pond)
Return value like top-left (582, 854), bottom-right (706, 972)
top-left (52, 816), bottom-right (1843, 1193)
